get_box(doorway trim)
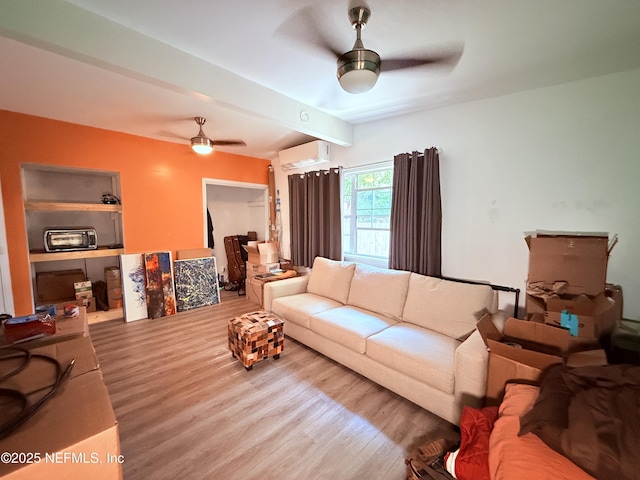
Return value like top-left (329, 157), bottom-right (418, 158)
top-left (0, 180), bottom-right (15, 315)
top-left (201, 178), bottom-right (270, 247)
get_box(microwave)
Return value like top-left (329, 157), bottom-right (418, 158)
top-left (44, 228), bottom-right (98, 252)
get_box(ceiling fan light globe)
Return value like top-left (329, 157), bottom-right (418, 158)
top-left (337, 49), bottom-right (380, 94)
top-left (191, 136), bottom-right (213, 154)
top-left (338, 68), bottom-right (378, 93)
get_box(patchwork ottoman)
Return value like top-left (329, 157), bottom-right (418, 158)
top-left (228, 310), bottom-right (284, 370)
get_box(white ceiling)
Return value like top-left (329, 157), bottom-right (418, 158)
top-left (1, 0), bottom-right (640, 160)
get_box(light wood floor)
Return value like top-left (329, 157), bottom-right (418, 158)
top-left (89, 291), bottom-right (456, 480)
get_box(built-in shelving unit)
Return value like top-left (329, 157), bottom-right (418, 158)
top-left (22, 164), bottom-right (125, 322)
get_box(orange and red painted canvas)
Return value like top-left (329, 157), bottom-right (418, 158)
top-left (144, 251), bottom-right (176, 318)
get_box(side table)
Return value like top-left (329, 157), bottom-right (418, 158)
top-left (246, 270), bottom-right (297, 307)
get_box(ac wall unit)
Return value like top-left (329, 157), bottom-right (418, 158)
top-left (278, 140), bottom-right (331, 171)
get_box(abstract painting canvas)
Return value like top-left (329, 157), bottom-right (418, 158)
top-left (174, 256), bottom-right (220, 312)
top-left (120, 253), bottom-right (148, 322)
top-left (144, 251), bottom-right (176, 319)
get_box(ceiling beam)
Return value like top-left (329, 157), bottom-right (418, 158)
top-left (0, 0), bottom-right (354, 147)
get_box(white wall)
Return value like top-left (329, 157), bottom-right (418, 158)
top-left (273, 68), bottom-right (640, 320)
top-left (206, 184), bottom-right (267, 282)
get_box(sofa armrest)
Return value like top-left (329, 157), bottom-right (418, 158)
top-left (491, 309), bottom-right (509, 332)
top-left (262, 275), bottom-right (310, 312)
top-left (454, 327), bottom-right (490, 416)
top-left (453, 309), bottom-right (510, 422)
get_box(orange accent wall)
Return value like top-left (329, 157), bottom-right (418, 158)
top-left (0, 110), bottom-right (271, 315)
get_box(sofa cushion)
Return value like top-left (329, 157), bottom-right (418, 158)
top-left (271, 293), bottom-right (342, 329)
top-left (306, 257), bottom-right (355, 304)
top-left (366, 323), bottom-right (458, 394)
top-left (347, 264), bottom-right (411, 321)
top-left (309, 306), bottom-right (398, 354)
top-left (403, 274), bottom-right (496, 341)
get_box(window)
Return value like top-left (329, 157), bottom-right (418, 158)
top-left (342, 163), bottom-right (393, 268)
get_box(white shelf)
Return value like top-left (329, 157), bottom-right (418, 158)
top-left (87, 307), bottom-right (124, 324)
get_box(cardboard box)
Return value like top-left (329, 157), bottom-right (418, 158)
top-left (246, 277), bottom-right (264, 307)
top-left (108, 296), bottom-right (123, 309)
top-left (0, 335), bottom-right (99, 388)
top-left (36, 269), bottom-right (86, 303)
top-left (279, 259), bottom-right (294, 271)
top-left (525, 293), bottom-right (546, 316)
top-left (525, 284), bottom-right (623, 339)
top-left (107, 282), bottom-right (123, 309)
top-left (525, 231), bottom-right (613, 296)
top-left (242, 241), bottom-right (279, 265)
top-left (74, 280), bottom-right (93, 299)
top-left (544, 292), bottom-right (615, 338)
top-left (0, 334), bottom-right (121, 480)
top-left (526, 312), bottom-right (600, 351)
top-left (77, 295), bottom-right (97, 313)
top-left (104, 267), bottom-right (121, 290)
top-left (0, 335), bottom-right (98, 399)
top-left (0, 316), bottom-right (120, 479)
top-left (245, 261), bottom-right (280, 279)
top-left (0, 370), bottom-right (121, 480)
top-left (477, 315), bottom-right (606, 405)
top-left (604, 283), bottom-right (624, 331)
top-left (108, 288), bottom-right (123, 298)
top-left (176, 248), bottom-right (213, 260)
top-left (51, 310), bottom-right (90, 343)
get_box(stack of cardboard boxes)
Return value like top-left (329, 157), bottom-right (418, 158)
top-left (73, 279), bottom-right (97, 313)
top-left (0, 307), bottom-right (121, 479)
top-left (105, 266), bottom-right (123, 309)
top-left (243, 241), bottom-right (280, 306)
top-left (524, 231), bottom-right (621, 341)
top-left (480, 231), bottom-right (621, 405)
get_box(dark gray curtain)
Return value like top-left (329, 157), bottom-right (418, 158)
top-left (288, 168), bottom-right (342, 267)
top-left (389, 148), bottom-right (442, 276)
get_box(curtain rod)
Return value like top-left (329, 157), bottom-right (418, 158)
top-left (343, 148), bottom-right (442, 171)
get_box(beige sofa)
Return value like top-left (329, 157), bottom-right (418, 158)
top-left (263, 257), bottom-right (507, 425)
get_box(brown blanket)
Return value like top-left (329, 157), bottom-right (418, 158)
top-left (519, 364), bottom-right (640, 480)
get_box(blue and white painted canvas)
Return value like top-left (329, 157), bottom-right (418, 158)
top-left (120, 253), bottom-right (148, 322)
top-left (174, 256), bottom-right (220, 312)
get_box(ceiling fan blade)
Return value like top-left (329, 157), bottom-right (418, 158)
top-left (275, 6), bottom-right (343, 58)
top-left (211, 140), bottom-right (247, 147)
top-left (381, 44), bottom-right (465, 72)
top-left (157, 130), bottom-right (189, 141)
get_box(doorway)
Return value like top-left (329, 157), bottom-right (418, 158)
top-left (202, 178), bottom-right (269, 284)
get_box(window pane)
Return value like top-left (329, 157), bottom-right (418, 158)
top-left (356, 170), bottom-right (392, 189)
top-left (355, 230), bottom-right (390, 257)
top-left (356, 214), bottom-right (371, 229)
top-left (373, 189), bottom-right (391, 209)
top-left (341, 165), bottom-right (393, 263)
top-left (356, 190), bottom-right (372, 209)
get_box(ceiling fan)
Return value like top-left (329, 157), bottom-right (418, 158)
top-left (190, 116), bottom-right (246, 154)
top-left (287, 5), bottom-right (464, 94)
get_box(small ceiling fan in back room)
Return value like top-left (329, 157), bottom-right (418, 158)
top-left (284, 4), bottom-right (464, 94)
top-left (190, 116), bottom-right (246, 155)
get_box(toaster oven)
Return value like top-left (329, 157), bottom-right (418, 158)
top-left (44, 228), bottom-right (98, 252)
